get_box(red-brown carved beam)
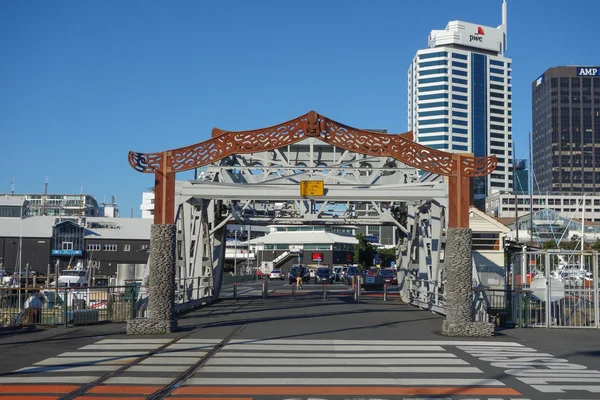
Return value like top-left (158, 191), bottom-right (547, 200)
top-left (128, 111), bottom-right (496, 227)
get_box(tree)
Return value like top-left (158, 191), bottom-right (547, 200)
top-left (353, 233), bottom-right (377, 269)
top-left (377, 247), bottom-right (397, 267)
top-left (592, 239), bottom-right (600, 252)
top-left (543, 240), bottom-right (557, 250)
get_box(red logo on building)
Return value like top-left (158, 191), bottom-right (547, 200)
top-left (478, 26), bottom-right (485, 35)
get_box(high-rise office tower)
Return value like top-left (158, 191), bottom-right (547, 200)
top-left (532, 66), bottom-right (600, 194)
top-left (408, 1), bottom-right (512, 202)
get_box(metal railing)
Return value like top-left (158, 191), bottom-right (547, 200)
top-left (1, 285), bottom-right (149, 328)
top-left (404, 250), bottom-right (600, 329)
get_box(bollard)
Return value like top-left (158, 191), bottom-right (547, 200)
top-left (353, 276), bottom-right (357, 301)
top-left (265, 277), bottom-right (269, 298)
top-left (233, 282), bottom-right (237, 299)
top-left (356, 277), bottom-right (361, 303)
top-left (292, 283), bottom-right (296, 300)
top-left (262, 281), bottom-right (266, 299)
top-left (383, 283), bottom-right (388, 302)
top-left (323, 283), bottom-right (327, 301)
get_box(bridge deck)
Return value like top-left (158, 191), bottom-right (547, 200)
top-left (1, 280), bottom-right (600, 400)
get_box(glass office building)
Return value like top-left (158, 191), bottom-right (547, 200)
top-left (408, 1), bottom-right (512, 202)
top-left (532, 66), bottom-right (600, 194)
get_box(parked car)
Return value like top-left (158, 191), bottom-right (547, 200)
top-left (269, 269), bottom-right (284, 280)
top-left (314, 266), bottom-right (334, 284)
top-left (344, 266), bottom-right (360, 285)
top-left (288, 265), bottom-right (310, 284)
top-left (378, 268), bottom-right (398, 285)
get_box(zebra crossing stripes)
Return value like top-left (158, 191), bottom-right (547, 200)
top-left (0, 338), bottom-right (526, 399)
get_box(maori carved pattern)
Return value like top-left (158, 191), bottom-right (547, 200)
top-left (128, 111), bottom-right (497, 178)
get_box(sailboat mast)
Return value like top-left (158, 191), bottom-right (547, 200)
top-left (528, 131), bottom-right (534, 246)
top-left (581, 193), bottom-right (585, 270)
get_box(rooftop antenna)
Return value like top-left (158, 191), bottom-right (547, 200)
top-left (10, 180), bottom-right (14, 195)
top-left (499, 0), bottom-right (508, 53)
top-left (42, 177), bottom-right (48, 216)
top-left (78, 186), bottom-right (83, 220)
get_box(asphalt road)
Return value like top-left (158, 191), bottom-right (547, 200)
top-left (1, 279), bottom-right (599, 400)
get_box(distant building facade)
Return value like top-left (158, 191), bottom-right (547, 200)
top-left (0, 213), bottom-right (151, 276)
top-left (485, 192), bottom-right (600, 222)
top-left (0, 193), bottom-right (101, 217)
top-left (532, 66), bottom-right (600, 193)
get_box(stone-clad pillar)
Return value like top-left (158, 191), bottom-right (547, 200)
top-left (127, 224), bottom-right (177, 334)
top-left (442, 228), bottom-right (494, 337)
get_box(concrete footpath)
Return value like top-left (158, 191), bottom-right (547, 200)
top-left (1, 280), bottom-right (600, 400)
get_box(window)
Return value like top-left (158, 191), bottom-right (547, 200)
top-left (452, 119), bottom-right (468, 126)
top-left (420, 118), bottom-right (449, 125)
top-left (453, 69), bottom-right (468, 76)
top-left (419, 76), bottom-right (448, 84)
top-left (453, 136), bottom-right (468, 143)
top-left (453, 144), bottom-right (468, 151)
top-left (419, 109), bottom-right (448, 117)
top-left (453, 86), bottom-right (468, 93)
top-left (452, 102), bottom-right (468, 109)
top-left (419, 60), bottom-right (447, 68)
top-left (490, 60), bottom-right (504, 67)
top-left (490, 67), bottom-right (504, 75)
top-left (419, 84), bottom-right (448, 92)
top-left (453, 94), bottom-right (468, 101)
top-left (453, 111), bottom-right (468, 118)
top-left (420, 68), bottom-right (447, 76)
top-left (420, 51), bottom-right (447, 60)
top-left (452, 77), bottom-right (468, 85)
top-left (419, 126), bottom-right (449, 133)
top-left (452, 61), bottom-right (468, 68)
top-left (490, 75), bottom-right (504, 83)
top-left (452, 53), bottom-right (468, 60)
top-left (419, 101), bottom-right (448, 109)
top-left (420, 135), bottom-right (448, 142)
top-left (418, 93), bottom-right (448, 101)
top-left (490, 84), bottom-right (504, 91)
top-left (87, 243), bottom-right (101, 251)
top-left (453, 127), bottom-right (468, 134)
top-left (103, 244), bottom-right (117, 251)
top-left (123, 244), bottom-right (131, 251)
top-left (62, 242), bottom-right (73, 250)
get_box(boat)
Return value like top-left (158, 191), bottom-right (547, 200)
top-left (56, 261), bottom-right (90, 288)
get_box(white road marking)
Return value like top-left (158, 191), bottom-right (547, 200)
top-left (205, 357), bottom-right (469, 365)
top-left (198, 366), bottom-right (483, 373)
top-left (184, 377), bottom-right (505, 386)
top-left (0, 376), bottom-right (97, 384)
top-left (214, 351), bottom-right (457, 358)
top-left (34, 357), bottom-right (138, 365)
top-left (228, 339), bottom-right (524, 346)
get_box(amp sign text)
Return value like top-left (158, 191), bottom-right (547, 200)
top-left (577, 67), bottom-right (600, 76)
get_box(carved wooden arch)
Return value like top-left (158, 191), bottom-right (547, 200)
top-left (128, 110), bottom-right (497, 228)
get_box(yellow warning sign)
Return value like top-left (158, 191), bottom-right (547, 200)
top-left (300, 180), bottom-right (324, 197)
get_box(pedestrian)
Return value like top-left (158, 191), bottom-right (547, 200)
top-left (296, 266), bottom-right (303, 289)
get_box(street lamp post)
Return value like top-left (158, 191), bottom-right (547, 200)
top-left (234, 230), bottom-right (237, 276)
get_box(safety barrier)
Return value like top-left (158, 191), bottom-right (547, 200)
top-left (0, 285), bottom-right (149, 328)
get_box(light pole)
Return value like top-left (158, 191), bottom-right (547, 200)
top-left (233, 230), bottom-right (238, 276)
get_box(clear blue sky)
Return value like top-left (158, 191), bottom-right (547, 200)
top-left (1, 0), bottom-right (598, 217)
